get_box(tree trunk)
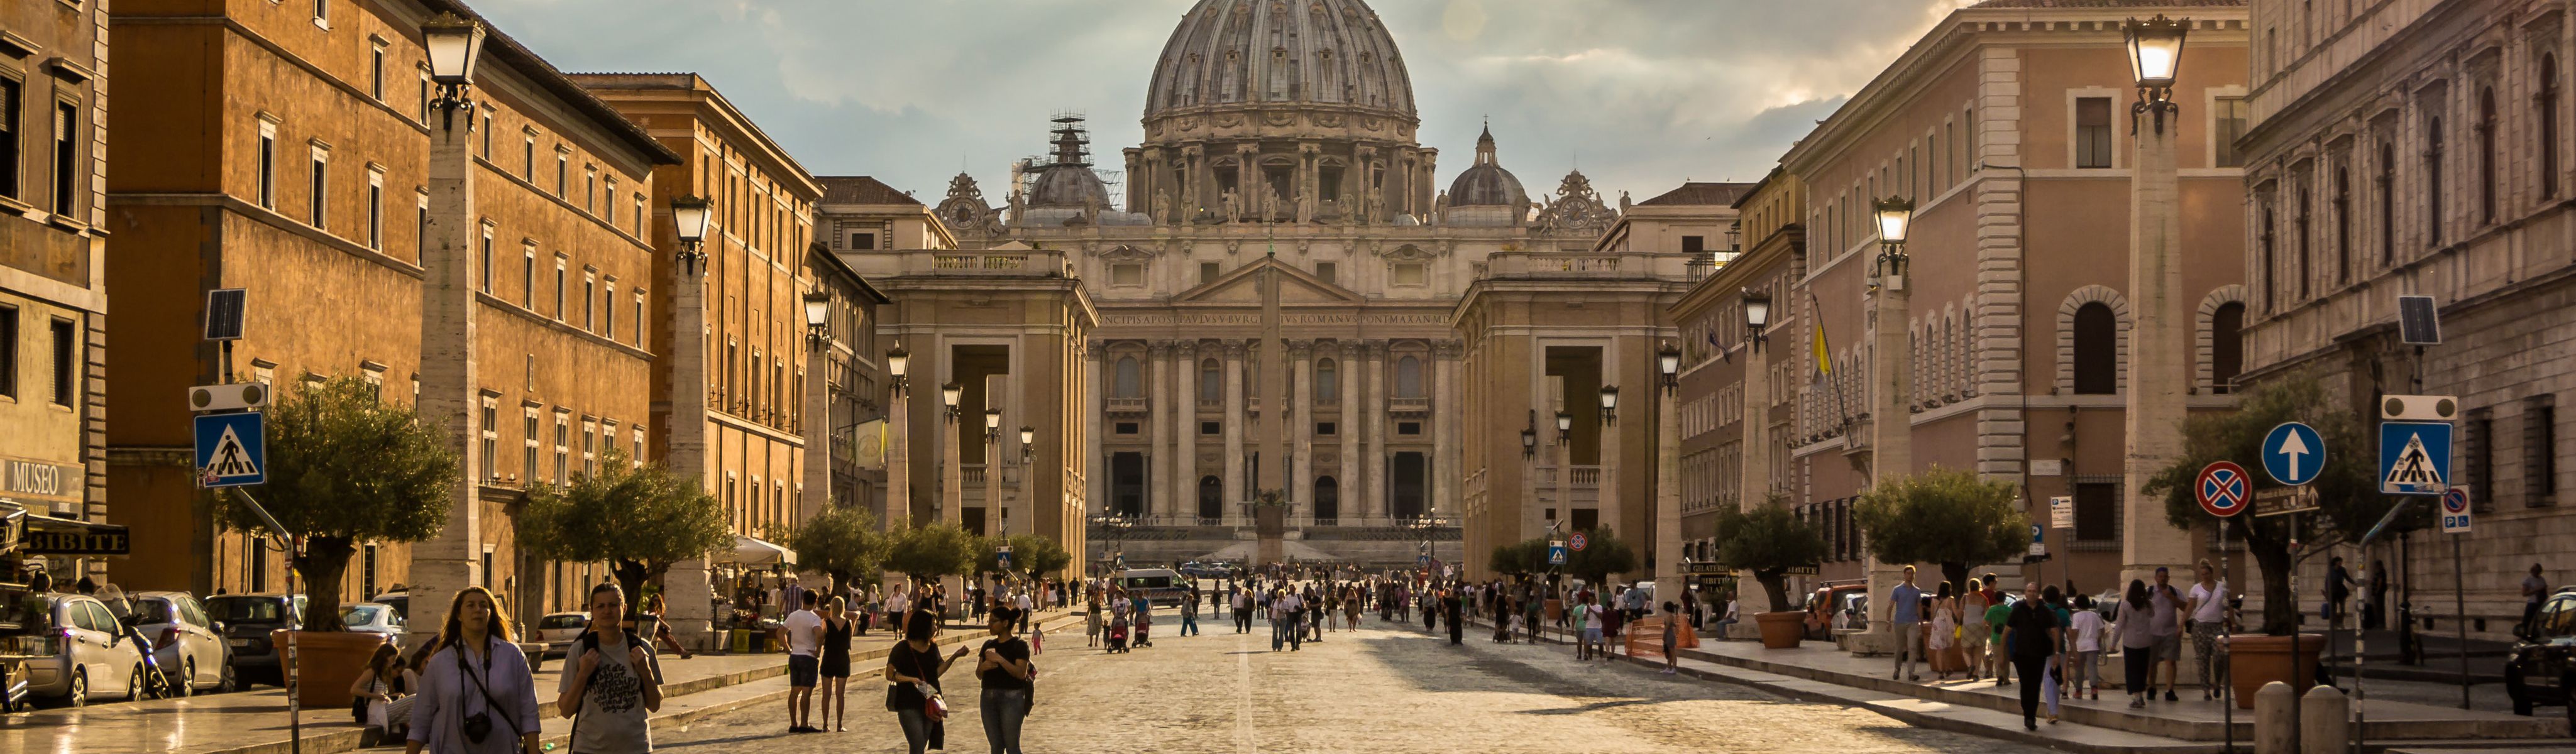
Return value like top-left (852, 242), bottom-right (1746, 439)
top-left (1939, 562), bottom-right (1972, 597)
top-left (294, 536), bottom-right (357, 633)
top-left (1756, 572), bottom-right (1793, 613)
top-left (612, 560), bottom-right (651, 612)
top-left (2252, 541), bottom-right (2297, 636)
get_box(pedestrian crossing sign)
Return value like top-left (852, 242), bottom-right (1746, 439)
top-left (194, 412), bottom-right (266, 488)
top-left (2378, 420), bottom-right (2451, 496)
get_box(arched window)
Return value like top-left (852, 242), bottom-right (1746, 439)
top-left (1315, 358), bottom-right (1338, 402)
top-left (2333, 167), bottom-right (2351, 285)
top-left (2544, 54), bottom-right (2562, 199)
top-left (1395, 356), bottom-right (1423, 398)
top-left (2260, 204), bottom-right (2276, 312)
top-left (2377, 141), bottom-right (2396, 264)
top-left (2211, 302), bottom-right (2245, 394)
top-left (2480, 88), bottom-right (2499, 224)
top-left (2072, 302), bottom-right (2118, 395)
top-left (1115, 356), bottom-right (1141, 398)
top-left (1200, 358), bottom-right (1221, 398)
top-left (2426, 116), bottom-right (2445, 244)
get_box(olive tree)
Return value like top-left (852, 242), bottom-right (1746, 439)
top-left (517, 449), bottom-right (732, 606)
top-left (1853, 466), bottom-right (2030, 593)
top-left (1711, 497), bottom-right (1832, 613)
top-left (217, 376), bottom-right (454, 633)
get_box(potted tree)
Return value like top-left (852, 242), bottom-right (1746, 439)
top-left (1710, 498), bottom-right (1830, 648)
top-left (884, 521), bottom-right (977, 620)
top-left (517, 449), bottom-right (731, 610)
top-left (217, 377), bottom-right (456, 708)
top-left (2144, 380), bottom-right (2395, 708)
top-left (780, 505), bottom-right (891, 604)
top-left (1564, 529), bottom-right (1638, 595)
top-left (1852, 467), bottom-right (2029, 598)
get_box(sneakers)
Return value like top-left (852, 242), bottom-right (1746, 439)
top-left (2128, 696), bottom-right (2148, 709)
top-left (2164, 690), bottom-right (2178, 702)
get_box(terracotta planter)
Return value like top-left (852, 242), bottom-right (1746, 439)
top-left (2224, 633), bottom-right (2323, 709)
top-left (1544, 598), bottom-right (1564, 623)
top-left (1755, 611), bottom-right (1805, 649)
top-left (271, 630), bottom-right (392, 708)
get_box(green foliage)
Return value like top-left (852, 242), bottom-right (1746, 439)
top-left (1712, 496), bottom-right (1831, 613)
top-left (974, 533), bottom-right (1068, 579)
top-left (2142, 379), bottom-right (2405, 635)
top-left (1565, 528), bottom-right (1638, 584)
top-left (1250, 488), bottom-right (1290, 508)
top-left (216, 376), bottom-right (456, 632)
top-left (1854, 466), bottom-right (2030, 591)
top-left (885, 520), bottom-right (978, 581)
top-left (784, 505), bottom-right (890, 596)
top-left (516, 449), bottom-right (732, 606)
top-left (1488, 538), bottom-right (1549, 576)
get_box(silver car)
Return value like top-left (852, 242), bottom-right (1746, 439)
top-left (128, 591), bottom-right (236, 695)
top-left (339, 603), bottom-right (406, 647)
top-left (3, 594), bottom-right (148, 706)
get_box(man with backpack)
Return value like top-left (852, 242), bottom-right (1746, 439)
top-left (556, 583), bottom-right (663, 753)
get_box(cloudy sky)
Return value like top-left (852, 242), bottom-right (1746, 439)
top-left (477, 0), bottom-right (1983, 205)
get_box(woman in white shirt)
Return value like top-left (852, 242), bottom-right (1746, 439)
top-left (2068, 594), bottom-right (2106, 700)
top-left (2184, 559), bottom-right (2230, 700)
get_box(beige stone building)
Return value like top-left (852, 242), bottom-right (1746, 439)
top-left (2238, 0), bottom-right (2575, 640)
top-left (0, 0), bottom-right (111, 583)
top-left (106, 0), bottom-right (674, 630)
top-left (1668, 170), bottom-right (1805, 600)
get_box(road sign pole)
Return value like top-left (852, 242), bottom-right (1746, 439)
top-left (2454, 532), bottom-right (2469, 710)
top-left (2221, 516), bottom-right (2233, 754)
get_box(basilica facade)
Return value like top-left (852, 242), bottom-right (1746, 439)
top-left (836, 0), bottom-right (1731, 571)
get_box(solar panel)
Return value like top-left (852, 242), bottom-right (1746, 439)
top-left (2396, 295), bottom-right (2440, 345)
top-left (204, 288), bottom-right (246, 341)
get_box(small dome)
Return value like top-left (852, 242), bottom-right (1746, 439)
top-left (1027, 165), bottom-right (1111, 209)
top-left (1446, 125), bottom-right (1527, 210)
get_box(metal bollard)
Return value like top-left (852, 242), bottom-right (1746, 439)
top-left (2254, 681), bottom-right (2296, 754)
top-left (2298, 685), bottom-right (2349, 754)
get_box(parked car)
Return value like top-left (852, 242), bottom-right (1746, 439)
top-left (203, 593), bottom-right (304, 687)
top-left (532, 613), bottom-right (590, 657)
top-left (126, 591), bottom-right (234, 696)
top-left (339, 603), bottom-right (406, 648)
top-left (370, 591), bottom-right (409, 623)
top-left (0, 594), bottom-right (149, 706)
top-left (2506, 587), bottom-right (2576, 728)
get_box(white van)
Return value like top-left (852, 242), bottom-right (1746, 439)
top-left (1115, 569), bottom-right (1189, 607)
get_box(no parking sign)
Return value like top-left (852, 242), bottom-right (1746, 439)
top-left (2440, 487), bottom-right (2472, 533)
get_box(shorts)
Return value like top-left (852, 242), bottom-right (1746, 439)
top-left (2152, 633), bottom-right (2183, 662)
top-left (788, 653), bottom-right (820, 687)
top-left (1583, 627), bottom-right (1604, 643)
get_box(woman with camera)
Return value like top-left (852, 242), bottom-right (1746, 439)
top-left (884, 610), bottom-right (969, 754)
top-left (407, 587), bottom-right (542, 754)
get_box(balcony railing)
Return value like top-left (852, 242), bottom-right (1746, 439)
top-left (1106, 397), bottom-right (1149, 414)
top-left (1389, 396), bottom-right (1429, 414)
top-left (1534, 464), bottom-right (1603, 489)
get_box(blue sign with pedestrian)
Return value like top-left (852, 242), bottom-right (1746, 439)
top-left (2379, 420), bottom-right (2452, 496)
top-left (2262, 422), bottom-right (2325, 486)
top-left (1547, 543), bottom-right (1568, 566)
top-left (194, 412), bottom-right (266, 488)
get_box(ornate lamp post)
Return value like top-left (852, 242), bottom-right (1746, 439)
top-left (669, 196), bottom-right (712, 276)
top-left (1654, 340), bottom-right (1683, 593)
top-left (801, 292), bottom-right (831, 351)
top-left (983, 407), bottom-right (1003, 534)
top-left (1089, 512), bottom-right (1134, 574)
top-left (409, 10), bottom-right (495, 648)
top-left (2118, 14), bottom-right (2193, 591)
top-left (1853, 194), bottom-right (1915, 655)
top-left (1739, 287), bottom-right (1773, 515)
top-left (884, 346), bottom-right (910, 522)
top-left (940, 381), bottom-right (962, 525)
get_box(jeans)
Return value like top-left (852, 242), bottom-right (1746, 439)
top-left (1182, 613), bottom-right (1200, 635)
top-left (2013, 654), bottom-right (2051, 724)
top-left (1234, 608), bottom-right (1252, 633)
top-left (1893, 622), bottom-right (1921, 679)
top-left (896, 708), bottom-right (935, 754)
top-left (1711, 617), bottom-right (1737, 639)
top-left (979, 688), bottom-right (1028, 754)
top-left (1270, 618), bottom-right (1290, 650)
top-left (2071, 650), bottom-right (2100, 692)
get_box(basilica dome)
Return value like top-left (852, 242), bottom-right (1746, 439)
top-left (1143, 0), bottom-right (1416, 124)
top-left (1446, 126), bottom-right (1526, 207)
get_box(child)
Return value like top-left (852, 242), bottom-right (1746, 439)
top-left (1507, 608), bottom-right (1526, 643)
top-left (1085, 597), bottom-right (1102, 648)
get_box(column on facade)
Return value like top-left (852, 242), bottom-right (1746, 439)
top-left (1148, 341), bottom-right (1172, 522)
top-left (1289, 341), bottom-right (1313, 511)
top-left (1338, 341), bottom-right (1360, 524)
top-left (1221, 340), bottom-right (1246, 521)
top-left (1175, 341), bottom-right (1199, 524)
top-left (1363, 341), bottom-right (1386, 524)
top-left (1183, 146), bottom-right (1206, 218)
top-left (1084, 341), bottom-right (1106, 527)
top-left (1430, 342), bottom-right (1457, 518)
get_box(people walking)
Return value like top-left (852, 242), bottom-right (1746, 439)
top-left (2184, 560), bottom-right (2229, 699)
top-left (1928, 582), bottom-right (1957, 681)
top-left (1232, 586), bottom-right (1253, 633)
top-left (1445, 588), bottom-right (1465, 646)
top-left (633, 594), bottom-right (693, 660)
top-left (1660, 601), bottom-right (1682, 675)
top-left (1890, 566), bottom-right (1925, 682)
top-left (884, 613), bottom-right (969, 754)
top-left (2003, 581), bottom-right (2061, 731)
top-left (2149, 566), bottom-right (2184, 701)
top-left (406, 586), bottom-right (541, 754)
top-left (2119, 579), bottom-right (2159, 709)
top-left (1981, 576), bottom-right (2014, 686)
top-left (554, 583), bottom-right (664, 754)
top-left (1180, 591), bottom-right (1201, 636)
top-left (781, 591), bottom-right (825, 733)
top-left (2524, 564), bottom-right (2551, 635)
top-left (1270, 588), bottom-right (1302, 652)
top-left (2069, 594), bottom-right (2105, 699)
top-left (1573, 595), bottom-right (1600, 660)
top-left (975, 608), bottom-right (1035, 754)
top-left (817, 598), bottom-right (853, 732)
top-left (1959, 579), bottom-right (1991, 682)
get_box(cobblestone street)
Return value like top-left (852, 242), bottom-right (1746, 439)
top-left (650, 618), bottom-right (2058, 753)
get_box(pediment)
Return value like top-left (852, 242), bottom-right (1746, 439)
top-left (1093, 244), bottom-right (1154, 262)
top-left (1172, 256), bottom-right (1363, 305)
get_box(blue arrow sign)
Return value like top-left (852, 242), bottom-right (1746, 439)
top-left (2379, 420), bottom-right (2453, 496)
top-left (2264, 422), bottom-right (2326, 486)
top-left (194, 412), bottom-right (266, 488)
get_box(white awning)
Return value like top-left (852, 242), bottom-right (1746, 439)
top-left (725, 536), bottom-right (796, 567)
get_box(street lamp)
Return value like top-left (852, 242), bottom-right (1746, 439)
top-left (420, 13), bottom-right (487, 122)
top-left (983, 407), bottom-right (1003, 442)
top-left (940, 381), bottom-right (963, 420)
top-left (1657, 341), bottom-right (1682, 392)
top-left (1089, 512), bottom-right (1134, 572)
top-left (886, 346), bottom-right (910, 393)
top-left (801, 292), bottom-right (831, 349)
top-left (1598, 385), bottom-right (1620, 426)
top-left (1742, 287), bottom-right (1773, 351)
top-left (2125, 14), bottom-right (2189, 132)
top-left (1555, 410), bottom-right (1573, 443)
top-left (1521, 427), bottom-right (1538, 459)
top-left (671, 195), bottom-right (713, 276)
top-left (1873, 196), bottom-right (1914, 279)
top-left (1018, 425), bottom-right (1035, 462)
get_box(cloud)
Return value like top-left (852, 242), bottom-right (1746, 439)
top-left (472, 0), bottom-right (1974, 204)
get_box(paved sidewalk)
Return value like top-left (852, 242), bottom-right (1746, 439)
top-left (0, 610), bottom-right (1082, 754)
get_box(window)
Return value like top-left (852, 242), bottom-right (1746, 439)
top-left (366, 169), bottom-right (384, 250)
top-left (2378, 142), bottom-right (2396, 264)
top-left (633, 290), bottom-right (645, 346)
top-left (2426, 116), bottom-right (2445, 245)
top-left (1199, 262), bottom-right (1219, 286)
top-left (418, 68), bottom-right (431, 124)
top-left (632, 428), bottom-right (645, 465)
top-left (605, 177), bottom-right (619, 225)
top-left (307, 144), bottom-right (328, 229)
top-left (634, 195), bottom-right (646, 237)
top-left (553, 256), bottom-right (566, 319)
top-left (2215, 97), bottom-right (2250, 167)
top-left (1315, 359), bottom-right (1337, 402)
top-left (257, 119), bottom-right (277, 209)
top-left (520, 243), bottom-right (536, 308)
top-left (2210, 302), bottom-right (2244, 393)
top-left (1111, 263), bottom-right (1142, 285)
top-left (2480, 88), bottom-right (2499, 224)
top-left (1394, 356), bottom-right (1423, 398)
top-left (1115, 356), bottom-right (1140, 398)
top-left (1314, 261), bottom-right (1336, 285)
top-left (2076, 97), bottom-right (2114, 168)
top-left (2465, 409), bottom-right (2494, 513)
top-left (251, 538), bottom-right (268, 592)
top-left (2071, 302), bottom-right (2117, 395)
top-left (477, 222), bottom-right (495, 292)
top-left (1682, 236), bottom-right (1705, 256)
top-left (49, 319), bottom-right (71, 407)
top-left (1397, 422), bottom-right (1421, 435)
top-left (1316, 422), bottom-right (1336, 436)
top-left (1391, 262), bottom-right (1427, 286)
top-left (850, 232), bottom-right (876, 250)
top-left (312, 0), bottom-right (329, 27)
top-left (581, 271), bottom-right (595, 331)
top-left (0, 307), bottom-right (16, 398)
top-left (522, 408), bottom-right (540, 483)
top-left (553, 412), bottom-right (570, 485)
top-left (1201, 421), bottom-right (1220, 435)
top-left (1199, 359), bottom-right (1220, 398)
top-left (2529, 396), bottom-right (2560, 507)
top-left (2296, 185), bottom-right (2311, 299)
top-left (555, 149), bottom-right (569, 196)
top-left (369, 41), bottom-right (385, 100)
top-left (2545, 56), bottom-right (2562, 200)
top-left (479, 112), bottom-right (490, 156)
top-left (522, 132), bottom-right (536, 180)
top-left (417, 190), bottom-right (431, 259)
top-left (2333, 167), bottom-right (2350, 285)
top-left (43, 103), bottom-right (75, 216)
top-left (602, 276), bottom-right (616, 340)
top-left (2073, 479), bottom-right (2120, 542)
top-left (0, 78), bottom-right (18, 199)
top-left (583, 167), bottom-right (596, 212)
top-left (479, 397), bottom-right (497, 480)
top-left (581, 420), bottom-right (597, 478)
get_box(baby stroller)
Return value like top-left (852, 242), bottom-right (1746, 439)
top-left (1106, 618), bottom-right (1131, 653)
top-left (1134, 618), bottom-right (1153, 648)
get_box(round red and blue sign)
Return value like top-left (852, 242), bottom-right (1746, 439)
top-left (1570, 532), bottom-right (1589, 552)
top-left (2196, 461), bottom-right (2251, 518)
